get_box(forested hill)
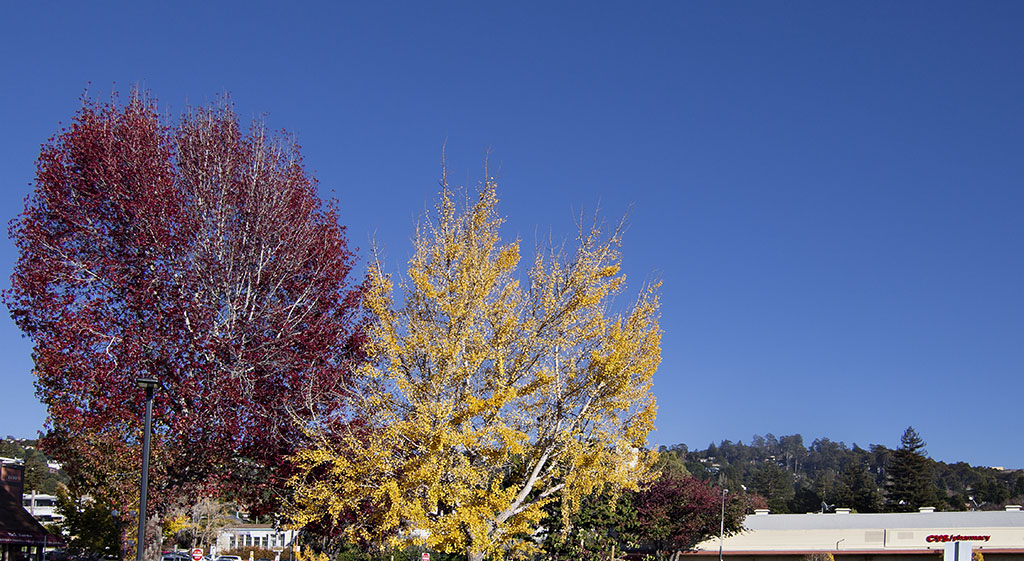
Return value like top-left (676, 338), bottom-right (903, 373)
top-left (7, 429), bottom-right (1023, 516)
top-left (659, 428), bottom-right (1024, 514)
top-left (0, 437), bottom-right (68, 494)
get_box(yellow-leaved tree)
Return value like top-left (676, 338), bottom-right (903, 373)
top-left (287, 178), bottom-right (661, 561)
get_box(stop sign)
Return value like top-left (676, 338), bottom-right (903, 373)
top-left (191, 549), bottom-right (203, 561)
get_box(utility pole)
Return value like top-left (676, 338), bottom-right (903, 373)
top-left (136, 377), bottom-right (158, 561)
top-left (719, 488), bottom-right (729, 561)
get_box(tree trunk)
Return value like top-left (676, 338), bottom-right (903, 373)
top-left (467, 551), bottom-right (485, 561)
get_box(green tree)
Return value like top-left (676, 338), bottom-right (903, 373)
top-left (885, 427), bottom-right (939, 511)
top-left (834, 464), bottom-right (884, 512)
top-left (751, 461), bottom-right (794, 513)
top-left (779, 435), bottom-right (806, 472)
top-left (23, 449), bottom-right (66, 495)
top-left (655, 448), bottom-right (690, 478)
top-left (789, 484), bottom-right (823, 514)
top-left (56, 486), bottom-right (123, 559)
top-left (538, 486), bottom-right (637, 561)
top-left (0, 439), bottom-right (28, 458)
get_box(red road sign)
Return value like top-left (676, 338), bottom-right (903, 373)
top-left (421, 554), bottom-right (429, 561)
top-left (191, 549), bottom-right (203, 561)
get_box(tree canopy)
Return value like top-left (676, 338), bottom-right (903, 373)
top-left (287, 180), bottom-right (661, 561)
top-left (7, 92), bottom-right (365, 533)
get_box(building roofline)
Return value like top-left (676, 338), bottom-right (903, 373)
top-left (685, 549), bottom-right (1023, 557)
top-left (739, 510), bottom-right (1024, 531)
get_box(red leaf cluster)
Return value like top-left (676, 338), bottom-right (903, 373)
top-left (7, 91), bottom-right (365, 516)
top-left (633, 472), bottom-right (749, 553)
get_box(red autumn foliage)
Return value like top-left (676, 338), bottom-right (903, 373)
top-left (6, 91), bottom-right (364, 518)
top-left (632, 471), bottom-right (752, 555)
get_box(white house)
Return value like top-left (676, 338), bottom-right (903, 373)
top-left (213, 524), bottom-right (298, 557)
top-left (21, 492), bottom-right (63, 524)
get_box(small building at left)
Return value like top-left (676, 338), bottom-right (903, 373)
top-left (0, 462), bottom-right (64, 561)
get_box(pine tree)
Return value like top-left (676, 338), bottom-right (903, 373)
top-left (885, 427), bottom-right (939, 511)
top-left (752, 461), bottom-right (795, 513)
top-left (835, 464), bottom-right (883, 512)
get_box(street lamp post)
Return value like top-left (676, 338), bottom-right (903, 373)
top-left (136, 377), bottom-right (159, 561)
top-left (719, 488), bottom-right (728, 561)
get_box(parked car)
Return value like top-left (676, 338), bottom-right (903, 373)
top-left (215, 556), bottom-right (243, 561)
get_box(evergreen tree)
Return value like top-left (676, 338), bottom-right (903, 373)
top-left (835, 464), bottom-right (884, 512)
top-left (22, 451), bottom-right (55, 494)
top-left (666, 433), bottom-right (1016, 514)
top-left (779, 435), bottom-right (807, 472)
top-left (885, 427), bottom-right (939, 511)
top-left (751, 461), bottom-right (794, 513)
top-left (0, 439), bottom-right (28, 458)
top-left (790, 485), bottom-right (823, 514)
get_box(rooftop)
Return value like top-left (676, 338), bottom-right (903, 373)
top-left (742, 507), bottom-right (1024, 531)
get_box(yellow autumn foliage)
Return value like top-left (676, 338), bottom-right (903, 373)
top-left (162, 513), bottom-right (189, 542)
top-left (287, 179), bottom-right (661, 561)
top-left (294, 549), bottom-right (330, 561)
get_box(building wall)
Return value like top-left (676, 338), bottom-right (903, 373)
top-left (690, 508), bottom-right (1024, 561)
top-left (21, 493), bottom-right (63, 524)
top-left (0, 463), bottom-right (25, 502)
top-left (691, 553), bottom-right (1024, 561)
top-left (213, 526), bottom-right (297, 556)
top-left (702, 525), bottom-right (1024, 552)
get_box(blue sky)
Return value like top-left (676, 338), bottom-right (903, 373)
top-left (1, 2), bottom-right (1021, 468)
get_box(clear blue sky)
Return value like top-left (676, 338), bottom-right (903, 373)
top-left (1, 2), bottom-right (1021, 468)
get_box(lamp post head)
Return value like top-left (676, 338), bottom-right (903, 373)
top-left (136, 377), bottom-right (159, 391)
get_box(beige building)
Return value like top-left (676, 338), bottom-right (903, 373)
top-left (690, 506), bottom-right (1024, 561)
top-left (213, 524), bottom-right (298, 557)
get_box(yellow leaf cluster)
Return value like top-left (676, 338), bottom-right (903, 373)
top-left (162, 513), bottom-right (189, 541)
top-left (294, 549), bottom-right (331, 561)
top-left (287, 179), bottom-right (661, 560)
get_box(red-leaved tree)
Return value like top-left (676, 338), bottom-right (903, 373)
top-left (632, 472), bottom-right (753, 560)
top-left (7, 92), bottom-right (364, 545)
top-left (538, 470), bottom-right (762, 561)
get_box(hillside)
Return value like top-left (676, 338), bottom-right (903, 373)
top-left (661, 429), bottom-right (1023, 513)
